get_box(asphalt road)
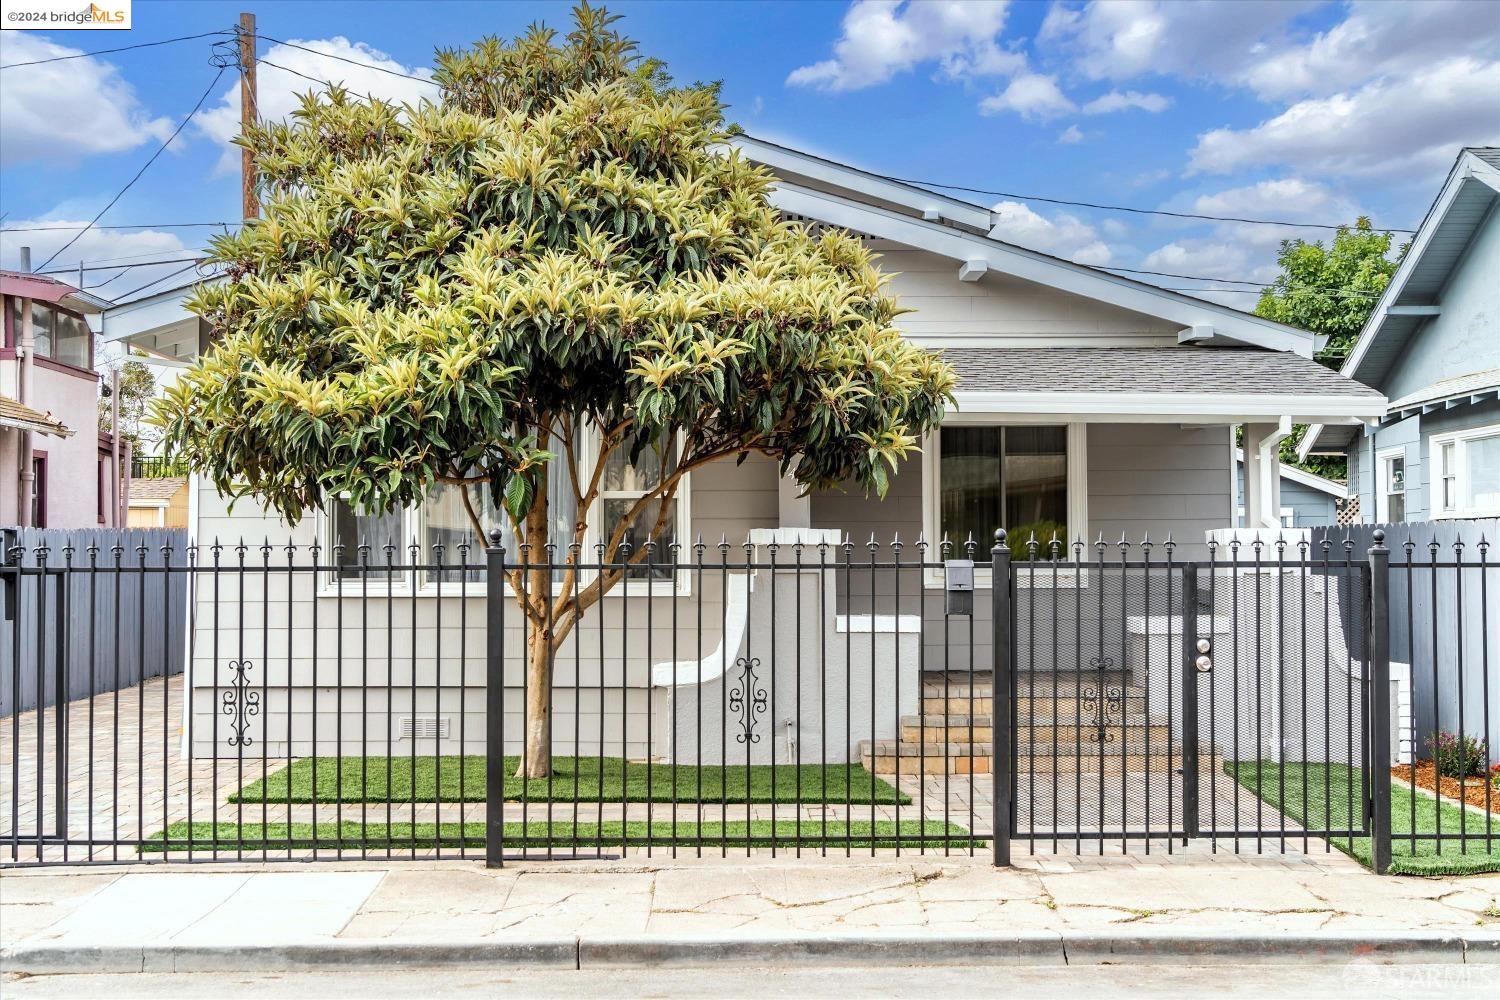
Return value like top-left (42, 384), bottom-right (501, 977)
top-left (5, 963), bottom-right (1498, 1000)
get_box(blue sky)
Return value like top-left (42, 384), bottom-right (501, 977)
top-left (2, 0), bottom-right (1497, 307)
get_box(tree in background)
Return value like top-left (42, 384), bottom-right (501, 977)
top-left (1253, 217), bottom-right (1401, 478)
top-left (98, 357), bottom-right (157, 453)
top-left (153, 4), bottom-right (954, 777)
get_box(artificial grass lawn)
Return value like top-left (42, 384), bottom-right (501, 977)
top-left (1227, 761), bottom-right (1500, 876)
top-left (141, 819), bottom-right (971, 853)
top-left (232, 756), bottom-right (910, 806)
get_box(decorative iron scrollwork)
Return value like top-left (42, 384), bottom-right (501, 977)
top-left (727, 655), bottom-right (767, 744)
top-left (222, 659), bottom-right (260, 747)
top-left (1080, 684), bottom-right (1125, 743)
top-left (1084, 654), bottom-right (1122, 743)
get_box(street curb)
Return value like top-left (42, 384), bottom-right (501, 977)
top-left (6, 931), bottom-right (1499, 973)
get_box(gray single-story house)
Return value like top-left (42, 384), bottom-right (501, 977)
top-left (104, 137), bottom-right (1387, 768)
top-left (1300, 147), bottom-right (1500, 524)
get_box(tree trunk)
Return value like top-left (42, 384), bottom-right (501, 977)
top-left (516, 471), bottom-right (556, 780)
top-left (518, 627), bottom-right (554, 779)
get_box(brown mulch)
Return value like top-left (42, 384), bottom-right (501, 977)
top-left (1392, 759), bottom-right (1500, 815)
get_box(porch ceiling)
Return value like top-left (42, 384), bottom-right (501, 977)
top-left (937, 346), bottom-right (1386, 424)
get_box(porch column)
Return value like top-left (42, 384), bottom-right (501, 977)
top-left (778, 472), bottom-right (810, 529)
top-left (1243, 418), bottom-right (1291, 529)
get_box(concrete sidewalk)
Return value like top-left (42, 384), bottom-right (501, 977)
top-left (3, 855), bottom-right (1499, 973)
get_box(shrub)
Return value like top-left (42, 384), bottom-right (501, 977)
top-left (1429, 730), bottom-right (1488, 779)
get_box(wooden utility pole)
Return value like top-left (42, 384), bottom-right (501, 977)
top-left (238, 11), bottom-right (258, 220)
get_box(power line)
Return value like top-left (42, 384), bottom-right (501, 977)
top-left (114, 262), bottom-right (206, 302)
top-left (253, 33), bottom-right (438, 85)
top-left (37, 67), bottom-right (227, 272)
top-left (886, 172), bottom-right (1415, 233)
top-left (36, 256), bottom-right (204, 277)
top-left (0, 29), bottom-right (232, 70)
top-left (1098, 263), bottom-right (1382, 296)
top-left (1, 222), bottom-right (233, 233)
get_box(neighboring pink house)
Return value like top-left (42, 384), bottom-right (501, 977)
top-left (1, 270), bottom-right (126, 529)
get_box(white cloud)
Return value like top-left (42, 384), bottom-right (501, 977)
top-left (787, 0), bottom-right (1020, 91)
top-left (1239, 0), bottom-right (1495, 101)
top-left (979, 72), bottom-right (1076, 121)
top-left (0, 33), bottom-right (175, 166)
top-left (989, 200), bottom-right (1113, 264)
top-left (196, 37), bottom-right (436, 174)
top-left (1189, 56), bottom-right (1500, 177)
top-left (1139, 238), bottom-right (1275, 308)
top-left (0, 219), bottom-right (192, 303)
top-left (1037, 0), bottom-right (1316, 83)
top-left (1057, 124), bottom-right (1085, 144)
top-left (1081, 89), bottom-right (1169, 114)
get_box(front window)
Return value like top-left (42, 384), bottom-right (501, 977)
top-left (322, 427), bottom-right (686, 590)
top-left (330, 500), bottom-right (406, 579)
top-left (1377, 450), bottom-right (1406, 523)
top-left (599, 434), bottom-right (678, 579)
top-left (1432, 426), bottom-right (1500, 519)
top-left (939, 426), bottom-right (1068, 559)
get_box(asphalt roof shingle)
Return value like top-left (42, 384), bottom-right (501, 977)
top-left (936, 347), bottom-right (1384, 398)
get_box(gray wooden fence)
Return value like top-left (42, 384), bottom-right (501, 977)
top-left (1, 527), bottom-right (189, 717)
top-left (1312, 519), bottom-right (1500, 764)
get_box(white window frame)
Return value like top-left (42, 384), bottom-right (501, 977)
top-left (573, 425), bottom-right (693, 598)
top-left (316, 429), bottom-right (692, 597)
top-left (921, 422), bottom-right (1089, 588)
top-left (1428, 423), bottom-right (1500, 520)
top-left (1375, 446), bottom-right (1407, 524)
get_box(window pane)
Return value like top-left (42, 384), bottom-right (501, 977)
top-left (1003, 426), bottom-right (1068, 553)
top-left (603, 497), bottom-right (676, 579)
top-left (1388, 493), bottom-right (1405, 523)
top-left (1441, 442), bottom-right (1457, 510)
top-left (1387, 456), bottom-right (1404, 492)
top-left (53, 311), bottom-right (90, 368)
top-left (939, 426), bottom-right (1002, 552)
top-left (1464, 435), bottom-right (1500, 511)
top-left (600, 434), bottom-right (676, 492)
top-left (422, 483), bottom-right (501, 583)
top-left (331, 501), bottom-right (405, 579)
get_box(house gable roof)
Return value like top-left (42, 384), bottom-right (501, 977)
top-left (1300, 148), bottom-right (1500, 457)
top-left (735, 135), bottom-right (1316, 357)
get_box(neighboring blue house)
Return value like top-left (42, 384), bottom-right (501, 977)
top-left (1301, 148), bottom-right (1500, 524)
top-left (1233, 451), bottom-right (1345, 527)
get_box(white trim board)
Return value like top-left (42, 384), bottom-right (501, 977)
top-left (950, 390), bottom-right (1383, 423)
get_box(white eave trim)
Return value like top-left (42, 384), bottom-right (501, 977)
top-left (1338, 150), bottom-right (1498, 387)
top-left (768, 182), bottom-right (1316, 357)
top-left (950, 389), bottom-right (1386, 424)
top-left (733, 134), bottom-right (993, 230)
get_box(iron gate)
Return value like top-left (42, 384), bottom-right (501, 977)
top-left (995, 536), bottom-right (1392, 864)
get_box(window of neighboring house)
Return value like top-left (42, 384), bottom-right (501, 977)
top-left (1376, 448), bottom-right (1406, 523)
top-left (1430, 425), bottom-right (1500, 519)
top-left (7, 299), bottom-right (91, 369)
top-left (30, 454), bottom-right (47, 528)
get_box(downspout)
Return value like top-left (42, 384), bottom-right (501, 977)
top-left (111, 366), bottom-right (122, 527)
top-left (16, 247), bottom-right (34, 529)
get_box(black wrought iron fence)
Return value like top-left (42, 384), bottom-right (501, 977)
top-left (0, 529), bottom-right (1493, 872)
